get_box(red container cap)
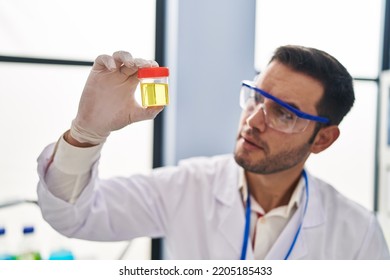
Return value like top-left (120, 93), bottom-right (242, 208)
top-left (138, 67), bottom-right (169, 78)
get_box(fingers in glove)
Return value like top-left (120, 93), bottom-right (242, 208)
top-left (114, 51), bottom-right (144, 76)
top-left (113, 51), bottom-right (134, 68)
top-left (118, 56), bottom-right (159, 76)
top-left (105, 51), bottom-right (159, 76)
top-left (134, 58), bottom-right (159, 68)
top-left (120, 57), bottom-right (158, 77)
top-left (93, 54), bottom-right (117, 72)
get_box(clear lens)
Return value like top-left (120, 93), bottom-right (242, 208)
top-left (240, 85), bottom-right (310, 133)
top-left (240, 86), bottom-right (255, 109)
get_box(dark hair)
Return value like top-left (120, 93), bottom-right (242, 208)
top-left (269, 45), bottom-right (355, 126)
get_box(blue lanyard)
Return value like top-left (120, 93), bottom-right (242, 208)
top-left (240, 169), bottom-right (309, 260)
top-left (240, 182), bottom-right (252, 260)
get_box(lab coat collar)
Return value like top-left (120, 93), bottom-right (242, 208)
top-left (213, 160), bottom-right (325, 260)
top-left (302, 173), bottom-right (326, 228)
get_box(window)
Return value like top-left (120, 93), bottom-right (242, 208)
top-left (255, 0), bottom-right (383, 210)
top-left (0, 0), bottom-right (156, 260)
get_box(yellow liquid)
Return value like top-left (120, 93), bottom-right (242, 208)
top-left (141, 83), bottom-right (169, 107)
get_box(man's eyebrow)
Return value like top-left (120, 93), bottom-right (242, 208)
top-left (267, 91), bottom-right (302, 111)
top-left (284, 100), bottom-right (301, 111)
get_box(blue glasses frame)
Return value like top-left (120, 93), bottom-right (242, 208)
top-left (241, 81), bottom-right (330, 124)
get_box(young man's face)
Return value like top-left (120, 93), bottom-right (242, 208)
top-left (234, 61), bottom-right (325, 174)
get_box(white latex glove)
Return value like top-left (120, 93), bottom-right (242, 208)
top-left (70, 51), bottom-right (164, 145)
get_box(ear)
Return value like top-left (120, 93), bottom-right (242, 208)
top-left (310, 125), bottom-right (340, 154)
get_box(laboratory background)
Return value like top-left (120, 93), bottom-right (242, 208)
top-left (0, 0), bottom-right (389, 260)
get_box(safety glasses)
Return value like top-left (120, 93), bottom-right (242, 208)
top-left (240, 80), bottom-right (330, 133)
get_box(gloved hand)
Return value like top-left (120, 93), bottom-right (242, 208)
top-left (69, 51), bottom-right (164, 145)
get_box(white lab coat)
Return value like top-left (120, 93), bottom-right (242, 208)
top-left (37, 144), bottom-right (390, 259)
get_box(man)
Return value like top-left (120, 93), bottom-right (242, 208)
top-left (37, 45), bottom-right (390, 259)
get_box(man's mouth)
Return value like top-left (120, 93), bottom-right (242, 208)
top-left (240, 135), bottom-right (264, 150)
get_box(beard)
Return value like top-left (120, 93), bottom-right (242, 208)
top-left (234, 129), bottom-right (311, 174)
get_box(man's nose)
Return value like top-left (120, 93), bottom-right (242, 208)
top-left (246, 104), bottom-right (267, 132)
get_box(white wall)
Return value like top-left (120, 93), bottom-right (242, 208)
top-left (164, 0), bottom-right (257, 166)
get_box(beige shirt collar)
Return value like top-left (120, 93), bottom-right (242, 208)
top-left (239, 167), bottom-right (304, 217)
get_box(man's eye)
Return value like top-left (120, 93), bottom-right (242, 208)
top-left (254, 93), bottom-right (263, 104)
top-left (278, 109), bottom-right (294, 120)
top-left (271, 105), bottom-right (295, 122)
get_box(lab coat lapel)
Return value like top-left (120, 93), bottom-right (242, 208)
top-left (265, 172), bottom-right (325, 260)
top-left (217, 196), bottom-right (254, 259)
top-left (216, 199), bottom-right (256, 259)
top-left (214, 159), bottom-right (254, 259)
top-left (265, 203), bottom-right (306, 259)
